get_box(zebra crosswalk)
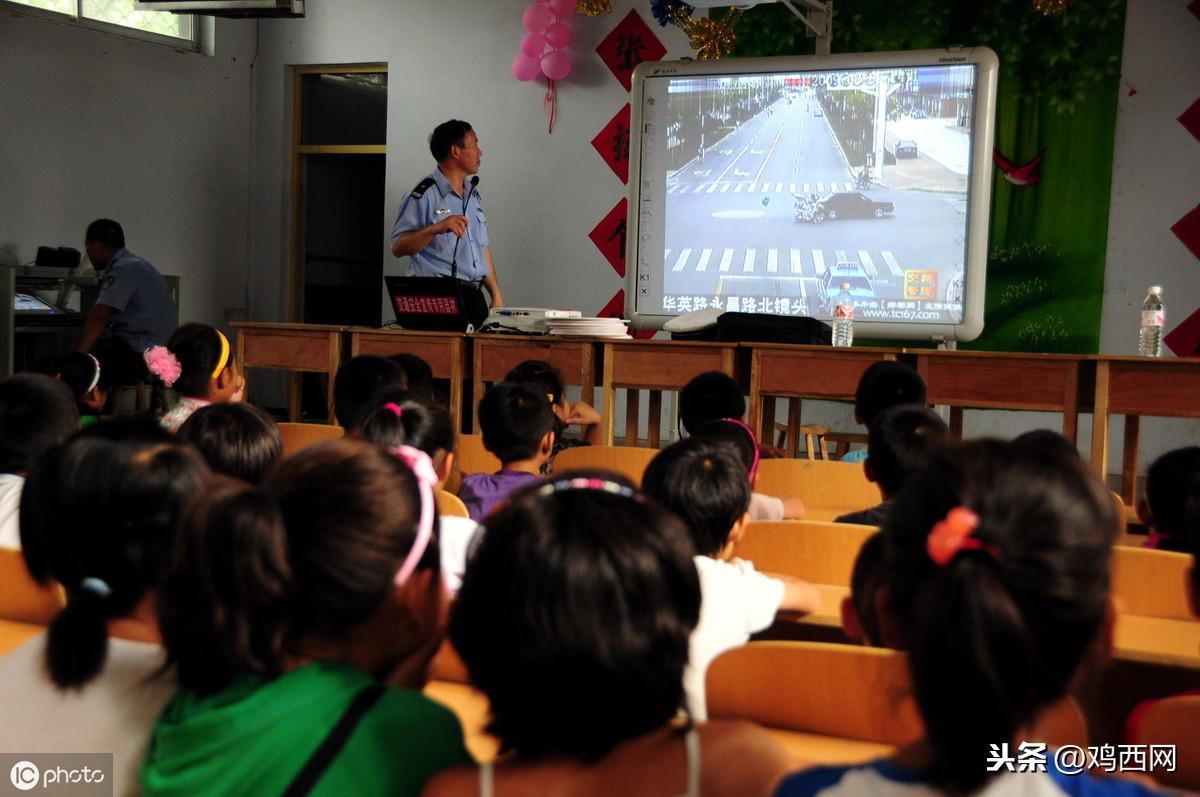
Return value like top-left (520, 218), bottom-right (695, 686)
top-left (665, 247), bottom-right (905, 279)
top-left (666, 180), bottom-right (859, 195)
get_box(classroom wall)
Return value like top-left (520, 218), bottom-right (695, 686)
top-left (0, 7), bottom-right (257, 330)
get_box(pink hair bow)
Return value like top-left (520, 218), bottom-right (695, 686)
top-left (391, 445), bottom-right (439, 586)
top-left (143, 346), bottom-right (183, 388)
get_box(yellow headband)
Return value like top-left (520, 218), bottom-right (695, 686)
top-left (211, 330), bottom-right (231, 379)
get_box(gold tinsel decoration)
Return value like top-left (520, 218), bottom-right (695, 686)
top-left (669, 7), bottom-right (743, 60)
top-left (1032, 0), bottom-right (1069, 15)
top-left (575, 0), bottom-right (612, 15)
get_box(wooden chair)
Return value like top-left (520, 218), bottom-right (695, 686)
top-left (0, 548), bottom-right (64, 626)
top-left (551, 445), bottom-right (660, 486)
top-left (0, 618), bottom-right (45, 656)
top-left (436, 490), bottom-right (470, 519)
top-left (277, 422), bottom-right (343, 458)
top-left (1111, 545), bottom-right (1195, 622)
top-left (755, 458), bottom-right (879, 522)
top-left (457, 434), bottom-right (502, 476)
top-left (707, 641), bottom-right (1088, 765)
top-left (1126, 694), bottom-right (1200, 792)
top-left (735, 520), bottom-right (878, 587)
top-left (425, 640), bottom-right (499, 763)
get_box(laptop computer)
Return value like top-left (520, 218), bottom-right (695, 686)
top-left (384, 276), bottom-right (487, 332)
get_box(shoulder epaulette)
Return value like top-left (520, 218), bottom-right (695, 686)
top-left (409, 178), bottom-right (436, 200)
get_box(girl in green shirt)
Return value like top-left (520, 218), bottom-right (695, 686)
top-left (142, 438), bottom-right (470, 796)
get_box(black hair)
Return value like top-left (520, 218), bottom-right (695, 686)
top-left (429, 119), bottom-right (473, 162)
top-left (20, 433), bottom-right (208, 689)
top-left (150, 323), bottom-right (234, 414)
top-left (177, 403), bottom-right (283, 485)
top-left (55, 352), bottom-right (111, 404)
top-left (688, 418), bottom-right (756, 477)
top-left (360, 388), bottom-right (455, 464)
top-left (451, 470), bottom-right (700, 761)
top-left (1144, 446), bottom-right (1200, 540)
top-left (0, 373), bottom-right (79, 474)
top-left (881, 440), bottom-right (1116, 793)
top-left (477, 382), bottom-right (557, 464)
top-left (679, 371), bottom-right (746, 435)
top-left (158, 438), bottom-right (438, 695)
top-left (866, 404), bottom-right (948, 498)
top-left (333, 355), bottom-right (408, 431)
top-left (1013, 428), bottom-right (1080, 460)
top-left (388, 353), bottom-right (437, 402)
top-left (642, 437), bottom-right (750, 556)
top-left (854, 361), bottom-right (926, 428)
top-left (848, 531), bottom-right (885, 646)
top-left (504, 360), bottom-right (566, 406)
top-left (84, 218), bottom-right (124, 250)
top-left (1185, 488), bottom-right (1200, 603)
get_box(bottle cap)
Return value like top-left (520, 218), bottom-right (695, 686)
top-left (1149, 285), bottom-right (1163, 295)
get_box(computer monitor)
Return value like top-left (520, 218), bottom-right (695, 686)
top-left (625, 47), bottom-right (998, 342)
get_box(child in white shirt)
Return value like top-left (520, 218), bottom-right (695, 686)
top-left (642, 437), bottom-right (821, 719)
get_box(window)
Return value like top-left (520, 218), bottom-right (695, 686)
top-left (3, 0), bottom-right (199, 49)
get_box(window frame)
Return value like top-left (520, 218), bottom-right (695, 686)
top-left (0, 0), bottom-right (212, 54)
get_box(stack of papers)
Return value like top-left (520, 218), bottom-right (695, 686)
top-left (547, 317), bottom-right (632, 339)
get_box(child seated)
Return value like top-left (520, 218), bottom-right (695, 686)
top-left (55, 352), bottom-right (108, 427)
top-left (176, 403), bottom-right (283, 484)
top-left (642, 437), bottom-right (821, 720)
top-left (1137, 446), bottom-right (1200, 552)
top-left (839, 530), bottom-right (885, 646)
top-left (360, 388), bottom-right (479, 592)
top-left (679, 370), bottom-right (746, 435)
top-left (690, 418), bottom-right (805, 520)
top-left (834, 404), bottom-right (947, 527)
top-left (0, 426), bottom-right (208, 795)
top-left (146, 323), bottom-right (245, 432)
top-left (505, 359), bottom-right (602, 463)
top-left (426, 471), bottom-right (794, 797)
top-left (332, 354), bottom-right (408, 434)
top-left (778, 440), bottom-right (1172, 795)
top-left (459, 383), bottom-right (555, 521)
top-left (0, 374), bottom-right (79, 549)
top-left (842, 361), bottom-right (927, 463)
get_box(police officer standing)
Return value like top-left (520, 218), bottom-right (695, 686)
top-left (391, 120), bottom-right (504, 325)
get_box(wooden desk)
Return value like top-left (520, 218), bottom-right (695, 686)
top-left (1090, 356), bottom-right (1200, 504)
top-left (746, 344), bottom-right (900, 455)
top-left (233, 322), bottom-right (344, 422)
top-left (913, 350), bottom-right (1091, 442)
top-left (601, 340), bottom-right (738, 446)
top-left (470, 335), bottom-right (596, 433)
top-left (348, 328), bottom-right (467, 433)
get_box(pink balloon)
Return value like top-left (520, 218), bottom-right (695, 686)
top-left (547, 0), bottom-right (575, 14)
top-left (541, 49), bottom-right (572, 81)
top-left (511, 53), bottom-right (543, 82)
top-left (521, 31), bottom-right (547, 58)
top-left (543, 22), bottom-right (572, 49)
top-left (522, 4), bottom-right (553, 32)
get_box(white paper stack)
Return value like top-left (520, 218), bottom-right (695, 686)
top-left (547, 317), bottom-right (632, 339)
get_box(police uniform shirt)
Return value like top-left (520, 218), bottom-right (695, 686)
top-left (95, 248), bottom-right (177, 352)
top-left (390, 169), bottom-right (489, 282)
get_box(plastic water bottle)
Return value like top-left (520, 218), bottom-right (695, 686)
top-left (832, 286), bottom-right (854, 347)
top-left (1138, 286), bottom-right (1165, 357)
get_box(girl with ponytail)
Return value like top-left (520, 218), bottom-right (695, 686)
top-left (142, 438), bottom-right (469, 796)
top-left (0, 424), bottom-right (208, 796)
top-left (776, 440), bottom-right (1169, 796)
top-left (145, 322), bottom-right (244, 432)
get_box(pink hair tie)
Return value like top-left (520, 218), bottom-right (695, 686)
top-left (926, 507), bottom-right (1003, 566)
top-left (391, 445), bottom-right (439, 586)
top-left (383, 402), bottom-right (404, 418)
top-left (720, 417), bottom-right (762, 483)
top-left (143, 346), bottom-right (182, 388)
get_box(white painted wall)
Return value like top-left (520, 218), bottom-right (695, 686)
top-left (0, 7), bottom-right (257, 329)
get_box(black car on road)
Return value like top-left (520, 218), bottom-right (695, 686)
top-left (814, 192), bottom-right (894, 222)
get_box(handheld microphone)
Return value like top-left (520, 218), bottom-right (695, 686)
top-left (450, 176), bottom-right (479, 282)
